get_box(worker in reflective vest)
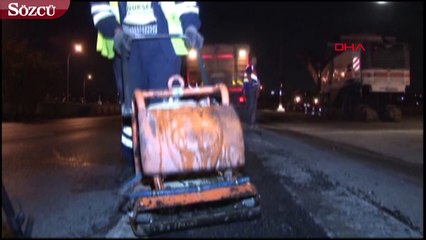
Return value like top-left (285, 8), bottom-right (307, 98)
top-left (243, 56), bottom-right (260, 128)
top-left (90, 1), bottom-right (203, 178)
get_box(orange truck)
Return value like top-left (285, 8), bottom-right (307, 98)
top-left (185, 44), bottom-right (250, 118)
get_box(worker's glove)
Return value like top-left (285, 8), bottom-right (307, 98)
top-left (184, 25), bottom-right (204, 50)
top-left (114, 28), bottom-right (131, 56)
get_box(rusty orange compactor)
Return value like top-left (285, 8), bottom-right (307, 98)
top-left (119, 74), bottom-right (261, 237)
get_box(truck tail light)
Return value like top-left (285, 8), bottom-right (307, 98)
top-left (238, 96), bottom-right (246, 104)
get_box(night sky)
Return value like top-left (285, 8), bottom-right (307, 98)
top-left (2, 1), bottom-right (423, 98)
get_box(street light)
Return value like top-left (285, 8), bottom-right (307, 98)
top-left (83, 73), bottom-right (92, 103)
top-left (66, 43), bottom-right (83, 102)
top-left (277, 83), bottom-right (285, 112)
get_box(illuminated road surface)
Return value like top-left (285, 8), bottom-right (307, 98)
top-left (2, 115), bottom-right (423, 237)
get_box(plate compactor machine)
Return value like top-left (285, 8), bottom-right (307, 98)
top-left (118, 38), bottom-right (261, 237)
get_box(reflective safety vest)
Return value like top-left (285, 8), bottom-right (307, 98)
top-left (95, 1), bottom-right (189, 60)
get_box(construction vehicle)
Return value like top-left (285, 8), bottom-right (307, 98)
top-left (303, 34), bottom-right (410, 121)
top-left (118, 36), bottom-right (260, 237)
top-left (185, 44), bottom-right (251, 119)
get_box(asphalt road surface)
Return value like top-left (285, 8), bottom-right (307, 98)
top-left (2, 114), bottom-right (423, 238)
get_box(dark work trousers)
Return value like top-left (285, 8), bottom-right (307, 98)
top-left (119, 40), bottom-right (181, 169)
top-left (126, 40), bottom-right (181, 107)
top-left (246, 87), bottom-right (259, 126)
top-left (113, 56), bottom-right (123, 104)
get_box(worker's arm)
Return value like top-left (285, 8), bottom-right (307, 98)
top-left (245, 66), bottom-right (253, 85)
top-left (176, 2), bottom-right (203, 49)
top-left (90, 1), bottom-right (120, 38)
top-left (176, 1), bottom-right (201, 31)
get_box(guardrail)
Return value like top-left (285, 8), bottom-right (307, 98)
top-left (2, 102), bottom-right (121, 121)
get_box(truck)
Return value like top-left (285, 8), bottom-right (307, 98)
top-left (185, 44), bottom-right (250, 118)
top-left (304, 34), bottom-right (410, 121)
